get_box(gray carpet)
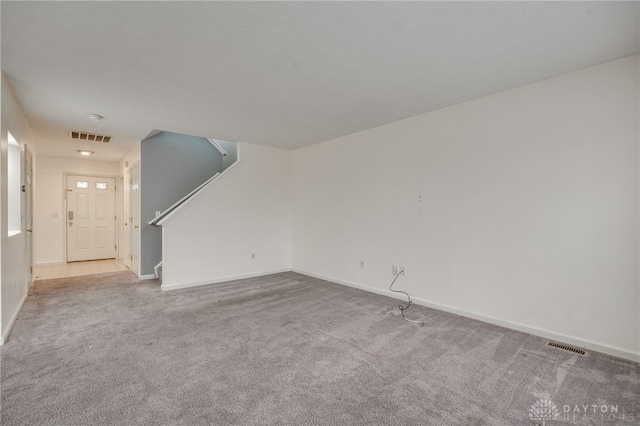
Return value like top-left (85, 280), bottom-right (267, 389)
top-left (1, 271), bottom-right (638, 425)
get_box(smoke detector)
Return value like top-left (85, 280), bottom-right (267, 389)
top-left (88, 114), bottom-right (104, 122)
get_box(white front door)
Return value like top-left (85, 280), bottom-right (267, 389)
top-left (66, 175), bottom-right (116, 262)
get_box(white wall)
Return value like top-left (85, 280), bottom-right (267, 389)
top-left (1, 73), bottom-right (34, 343)
top-left (161, 142), bottom-right (292, 289)
top-left (292, 55), bottom-right (640, 360)
top-left (120, 142), bottom-right (141, 175)
top-left (34, 156), bottom-right (120, 265)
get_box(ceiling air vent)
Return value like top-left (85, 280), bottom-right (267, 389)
top-left (545, 341), bottom-right (588, 356)
top-left (69, 130), bottom-right (112, 143)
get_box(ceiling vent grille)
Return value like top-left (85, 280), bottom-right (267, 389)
top-left (545, 341), bottom-right (588, 356)
top-left (69, 130), bottom-right (112, 143)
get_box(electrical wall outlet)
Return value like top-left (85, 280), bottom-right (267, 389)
top-left (399, 266), bottom-right (406, 276)
top-left (251, 253), bottom-right (255, 260)
top-left (360, 260), bottom-right (365, 269)
top-left (392, 265), bottom-right (398, 275)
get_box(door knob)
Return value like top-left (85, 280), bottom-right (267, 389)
top-left (69, 221), bottom-right (73, 226)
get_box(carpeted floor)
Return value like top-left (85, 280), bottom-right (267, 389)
top-left (1, 271), bottom-right (638, 425)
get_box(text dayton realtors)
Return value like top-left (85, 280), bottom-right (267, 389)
top-left (560, 404), bottom-right (634, 423)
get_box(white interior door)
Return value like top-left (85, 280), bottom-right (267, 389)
top-left (123, 166), bottom-right (131, 268)
top-left (25, 145), bottom-right (34, 287)
top-left (130, 162), bottom-right (140, 275)
top-left (66, 175), bottom-right (116, 262)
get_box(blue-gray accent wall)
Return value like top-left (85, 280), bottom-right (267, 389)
top-left (141, 131), bottom-right (224, 276)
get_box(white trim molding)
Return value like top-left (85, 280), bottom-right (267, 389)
top-left (139, 274), bottom-right (157, 280)
top-left (1, 292), bottom-right (28, 345)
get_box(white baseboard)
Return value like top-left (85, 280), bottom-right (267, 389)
top-left (139, 274), bottom-right (157, 280)
top-left (292, 268), bottom-right (640, 363)
top-left (35, 261), bottom-right (65, 266)
top-left (1, 292), bottom-right (29, 345)
top-left (160, 268), bottom-right (291, 291)
top-left (140, 262), bottom-right (164, 281)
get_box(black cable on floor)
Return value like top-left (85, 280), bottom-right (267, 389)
top-left (389, 271), bottom-right (425, 326)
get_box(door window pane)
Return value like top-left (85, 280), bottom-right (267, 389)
top-left (76, 181), bottom-right (88, 189)
top-left (96, 182), bottom-right (107, 190)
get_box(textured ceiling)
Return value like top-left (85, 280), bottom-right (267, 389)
top-left (2, 2), bottom-right (639, 161)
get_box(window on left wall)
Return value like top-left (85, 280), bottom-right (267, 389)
top-left (8, 131), bottom-right (21, 237)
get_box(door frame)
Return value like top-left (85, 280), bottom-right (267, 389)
top-left (63, 172), bottom-right (120, 263)
top-left (118, 175), bottom-right (125, 262)
top-left (127, 161), bottom-right (140, 276)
